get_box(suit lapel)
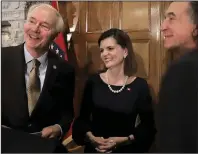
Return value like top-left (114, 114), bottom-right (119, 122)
top-left (9, 44), bottom-right (29, 117)
top-left (41, 51), bottom-right (59, 94)
top-left (31, 51), bottom-right (59, 117)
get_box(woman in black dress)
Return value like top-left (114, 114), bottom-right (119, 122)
top-left (72, 28), bottom-right (156, 153)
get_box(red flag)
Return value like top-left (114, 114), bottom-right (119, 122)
top-left (51, 1), bottom-right (68, 61)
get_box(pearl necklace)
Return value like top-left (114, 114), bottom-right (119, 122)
top-left (106, 71), bottom-right (128, 93)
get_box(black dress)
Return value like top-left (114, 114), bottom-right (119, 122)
top-left (72, 74), bottom-right (156, 153)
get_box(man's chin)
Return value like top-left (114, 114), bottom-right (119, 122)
top-left (164, 44), bottom-right (180, 51)
top-left (28, 43), bottom-right (47, 49)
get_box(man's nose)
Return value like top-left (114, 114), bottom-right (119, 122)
top-left (160, 19), bottom-right (168, 32)
top-left (32, 23), bottom-right (40, 32)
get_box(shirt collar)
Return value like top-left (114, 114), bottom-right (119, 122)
top-left (24, 43), bottom-right (48, 67)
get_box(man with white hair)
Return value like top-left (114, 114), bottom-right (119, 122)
top-left (2, 3), bottom-right (75, 140)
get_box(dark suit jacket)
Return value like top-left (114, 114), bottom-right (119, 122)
top-left (2, 44), bottom-right (75, 138)
top-left (157, 49), bottom-right (198, 152)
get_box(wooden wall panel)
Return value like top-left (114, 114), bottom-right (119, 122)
top-left (121, 2), bottom-right (150, 31)
top-left (133, 41), bottom-right (150, 78)
top-left (87, 42), bottom-right (103, 74)
top-left (87, 2), bottom-right (112, 32)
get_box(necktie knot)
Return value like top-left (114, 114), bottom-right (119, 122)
top-left (32, 59), bottom-right (40, 68)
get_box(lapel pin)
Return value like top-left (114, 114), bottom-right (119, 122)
top-left (127, 88), bottom-right (131, 91)
top-left (53, 65), bottom-right (57, 69)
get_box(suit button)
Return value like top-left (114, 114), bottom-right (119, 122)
top-left (28, 124), bottom-right (32, 127)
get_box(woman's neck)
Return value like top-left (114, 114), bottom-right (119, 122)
top-left (107, 65), bottom-right (127, 85)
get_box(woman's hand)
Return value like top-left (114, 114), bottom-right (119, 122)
top-left (91, 137), bottom-right (110, 153)
top-left (86, 132), bottom-right (135, 153)
top-left (86, 132), bottom-right (110, 152)
top-left (96, 138), bottom-right (117, 153)
top-left (98, 136), bottom-right (135, 152)
top-left (107, 137), bottom-right (128, 145)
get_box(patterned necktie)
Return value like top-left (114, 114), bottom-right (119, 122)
top-left (27, 59), bottom-right (41, 115)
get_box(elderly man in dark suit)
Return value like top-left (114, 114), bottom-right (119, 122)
top-left (2, 3), bottom-right (75, 140)
top-left (157, 2), bottom-right (198, 152)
